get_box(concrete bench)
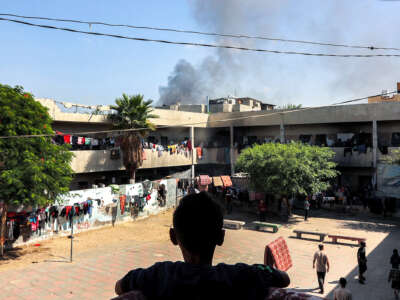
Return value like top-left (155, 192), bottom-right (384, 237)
top-left (253, 221), bottom-right (281, 233)
top-left (293, 230), bottom-right (327, 242)
top-left (328, 234), bottom-right (366, 245)
top-left (223, 219), bottom-right (245, 230)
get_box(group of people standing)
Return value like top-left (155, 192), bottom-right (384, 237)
top-left (312, 243), bottom-right (400, 299)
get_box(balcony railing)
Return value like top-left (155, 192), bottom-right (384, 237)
top-left (70, 148), bottom-right (232, 173)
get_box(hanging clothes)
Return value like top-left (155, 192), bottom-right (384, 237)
top-left (85, 138), bottom-right (91, 145)
top-left (196, 147), bottom-right (203, 159)
top-left (63, 135), bottom-right (71, 144)
top-left (120, 195), bottom-right (126, 214)
top-left (77, 137), bottom-right (84, 145)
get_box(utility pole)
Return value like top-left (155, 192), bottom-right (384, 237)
top-left (68, 214), bottom-right (74, 262)
top-left (230, 125), bottom-right (235, 176)
top-left (280, 113), bottom-right (286, 144)
top-left (190, 126), bottom-right (195, 179)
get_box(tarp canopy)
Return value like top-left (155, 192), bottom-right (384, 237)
top-left (221, 175), bottom-right (232, 187)
top-left (213, 176), bottom-right (223, 187)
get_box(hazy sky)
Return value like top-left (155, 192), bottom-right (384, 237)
top-left (1, 0), bottom-right (400, 107)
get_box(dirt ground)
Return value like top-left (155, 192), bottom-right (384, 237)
top-left (0, 209), bottom-right (174, 272)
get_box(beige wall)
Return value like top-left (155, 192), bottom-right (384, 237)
top-left (36, 98), bottom-right (209, 128)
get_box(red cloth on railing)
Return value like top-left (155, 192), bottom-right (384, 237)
top-left (264, 237), bottom-right (292, 271)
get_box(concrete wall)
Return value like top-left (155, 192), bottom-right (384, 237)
top-left (37, 98), bottom-right (209, 128)
top-left (208, 102), bottom-right (400, 128)
top-left (8, 179), bottom-right (177, 247)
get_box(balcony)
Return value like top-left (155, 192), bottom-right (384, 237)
top-left (331, 147), bottom-right (373, 168)
top-left (71, 148), bottom-right (230, 173)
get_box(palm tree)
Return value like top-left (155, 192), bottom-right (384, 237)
top-left (109, 94), bottom-right (158, 183)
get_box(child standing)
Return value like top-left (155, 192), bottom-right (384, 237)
top-left (388, 266), bottom-right (400, 299)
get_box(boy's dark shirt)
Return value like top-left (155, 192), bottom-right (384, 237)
top-left (120, 261), bottom-right (288, 300)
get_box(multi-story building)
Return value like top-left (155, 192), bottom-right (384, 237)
top-left (37, 96), bottom-right (400, 198)
top-left (157, 97), bottom-right (275, 114)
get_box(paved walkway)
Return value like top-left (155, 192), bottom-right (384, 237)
top-left (0, 210), bottom-right (399, 299)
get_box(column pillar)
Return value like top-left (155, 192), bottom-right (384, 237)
top-left (230, 126), bottom-right (235, 176)
top-left (372, 120), bottom-right (377, 169)
top-left (190, 126), bottom-right (195, 179)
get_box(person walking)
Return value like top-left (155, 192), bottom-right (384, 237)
top-left (388, 265), bottom-right (400, 299)
top-left (334, 277), bottom-right (352, 300)
top-left (313, 244), bottom-right (330, 294)
top-left (304, 196), bottom-right (310, 221)
top-left (357, 241), bottom-right (367, 284)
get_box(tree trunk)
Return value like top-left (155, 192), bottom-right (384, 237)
top-left (129, 167), bottom-right (136, 184)
top-left (0, 202), bottom-right (7, 257)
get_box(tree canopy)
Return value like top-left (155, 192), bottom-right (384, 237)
top-left (108, 94), bottom-right (158, 182)
top-left (0, 84), bottom-right (73, 255)
top-left (235, 142), bottom-right (338, 197)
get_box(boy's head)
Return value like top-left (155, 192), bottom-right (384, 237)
top-left (170, 192), bottom-right (224, 259)
top-left (318, 244), bottom-right (324, 251)
top-left (339, 277), bottom-right (347, 288)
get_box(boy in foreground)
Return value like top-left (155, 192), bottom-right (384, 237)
top-left (115, 192), bottom-right (290, 300)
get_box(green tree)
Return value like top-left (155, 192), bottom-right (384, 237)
top-left (236, 142), bottom-right (338, 197)
top-left (381, 148), bottom-right (400, 165)
top-left (0, 84), bottom-right (73, 256)
top-left (108, 94), bottom-right (158, 183)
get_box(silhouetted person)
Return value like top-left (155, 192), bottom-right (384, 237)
top-left (115, 192), bottom-right (290, 300)
top-left (334, 277), bottom-right (352, 300)
top-left (391, 249), bottom-right (400, 269)
top-left (313, 244), bottom-right (330, 294)
top-left (304, 197), bottom-right (310, 221)
top-left (258, 199), bottom-right (267, 222)
top-left (357, 241), bottom-right (367, 284)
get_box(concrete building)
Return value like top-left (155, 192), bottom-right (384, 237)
top-left (158, 97), bottom-right (275, 114)
top-left (37, 97), bottom-right (400, 197)
top-left (368, 82), bottom-right (400, 104)
top-left (209, 97), bottom-right (275, 113)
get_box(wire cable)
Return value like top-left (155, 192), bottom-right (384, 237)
top-left (0, 91), bottom-right (395, 140)
top-left (1, 12), bottom-right (399, 52)
top-left (2, 17), bottom-right (400, 58)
